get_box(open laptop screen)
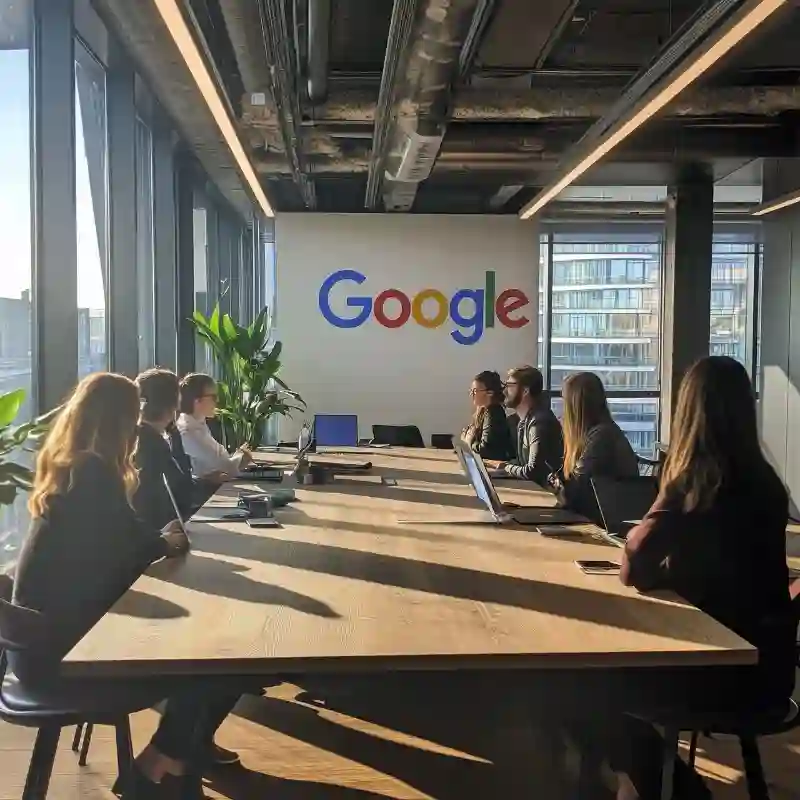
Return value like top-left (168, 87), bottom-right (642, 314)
top-left (453, 440), bottom-right (504, 516)
top-left (163, 474), bottom-right (187, 534)
top-left (314, 414), bottom-right (359, 447)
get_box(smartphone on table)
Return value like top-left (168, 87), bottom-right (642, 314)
top-left (575, 560), bottom-right (621, 575)
top-left (246, 517), bottom-right (282, 529)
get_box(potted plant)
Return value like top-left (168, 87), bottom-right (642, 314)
top-left (190, 303), bottom-right (304, 450)
top-left (0, 390), bottom-right (52, 508)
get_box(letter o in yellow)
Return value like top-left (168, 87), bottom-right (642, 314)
top-left (411, 289), bottom-right (448, 328)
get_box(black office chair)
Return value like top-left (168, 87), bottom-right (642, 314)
top-left (371, 425), bottom-right (425, 448)
top-left (0, 579), bottom-right (163, 799)
top-left (430, 434), bottom-right (454, 450)
top-left (646, 699), bottom-right (800, 800)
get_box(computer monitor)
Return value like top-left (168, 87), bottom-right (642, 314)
top-left (314, 414), bottom-right (359, 447)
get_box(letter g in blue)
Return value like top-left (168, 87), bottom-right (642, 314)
top-left (319, 269), bottom-right (372, 328)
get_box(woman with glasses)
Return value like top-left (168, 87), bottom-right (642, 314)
top-left (461, 370), bottom-right (514, 461)
top-left (176, 373), bottom-right (253, 478)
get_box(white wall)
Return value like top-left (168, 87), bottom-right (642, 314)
top-left (275, 214), bottom-right (539, 443)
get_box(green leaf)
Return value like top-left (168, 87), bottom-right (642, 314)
top-left (208, 304), bottom-right (222, 337)
top-left (221, 314), bottom-right (238, 344)
top-left (0, 390), bottom-right (24, 427)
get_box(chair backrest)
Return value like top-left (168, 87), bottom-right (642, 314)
top-left (0, 589), bottom-right (46, 654)
top-left (591, 475), bottom-right (659, 533)
top-left (372, 425), bottom-right (425, 448)
top-left (430, 433), bottom-right (454, 450)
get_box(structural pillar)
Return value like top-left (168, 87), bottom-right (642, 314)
top-left (760, 158), bottom-right (800, 509)
top-left (659, 167), bottom-right (714, 443)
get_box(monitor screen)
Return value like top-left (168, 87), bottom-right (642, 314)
top-left (314, 414), bottom-right (359, 447)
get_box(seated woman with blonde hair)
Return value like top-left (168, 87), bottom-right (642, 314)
top-left (11, 373), bottom-right (241, 798)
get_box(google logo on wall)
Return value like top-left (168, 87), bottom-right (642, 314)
top-left (318, 269), bottom-right (530, 346)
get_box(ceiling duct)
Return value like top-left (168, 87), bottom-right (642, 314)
top-left (217, 0), bottom-right (272, 93)
top-left (258, 0), bottom-right (316, 207)
top-left (376, 0), bottom-right (498, 212)
top-left (386, 129), bottom-right (445, 182)
top-left (365, 0), bottom-right (419, 209)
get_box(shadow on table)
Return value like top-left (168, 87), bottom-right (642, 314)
top-left (109, 589), bottom-right (189, 619)
top-left (281, 507), bottom-right (613, 557)
top-left (191, 529), bottom-right (720, 646)
top-left (148, 552), bottom-right (340, 618)
top-left (308, 480), bottom-right (484, 510)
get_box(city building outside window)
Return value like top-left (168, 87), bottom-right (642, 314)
top-left (75, 39), bottom-right (109, 378)
top-left (0, 0), bottom-right (33, 566)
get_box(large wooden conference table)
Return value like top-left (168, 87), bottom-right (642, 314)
top-left (63, 447), bottom-right (756, 681)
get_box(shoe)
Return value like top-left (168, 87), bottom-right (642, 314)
top-left (208, 742), bottom-right (240, 766)
top-left (118, 765), bottom-right (166, 799)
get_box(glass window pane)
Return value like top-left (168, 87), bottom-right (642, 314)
top-left (135, 116), bottom-right (155, 369)
top-left (548, 230), bottom-right (662, 456)
top-left (710, 229), bottom-right (757, 374)
top-left (75, 40), bottom-right (108, 378)
top-left (0, 0), bottom-right (33, 568)
top-left (193, 199), bottom-right (209, 373)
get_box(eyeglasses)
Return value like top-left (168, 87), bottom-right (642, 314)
top-left (469, 387), bottom-right (489, 396)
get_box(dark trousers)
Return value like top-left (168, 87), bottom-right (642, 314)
top-left (150, 690), bottom-right (241, 765)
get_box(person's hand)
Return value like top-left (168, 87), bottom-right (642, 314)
top-left (161, 519), bottom-right (184, 535)
top-left (546, 472), bottom-right (562, 492)
top-left (485, 460), bottom-right (505, 470)
top-left (238, 446), bottom-right (253, 467)
top-left (162, 530), bottom-right (190, 557)
top-left (201, 469), bottom-right (229, 484)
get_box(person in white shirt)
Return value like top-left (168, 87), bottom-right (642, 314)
top-left (176, 373), bottom-right (253, 478)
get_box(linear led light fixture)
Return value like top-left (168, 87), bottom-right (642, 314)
top-left (752, 188), bottom-right (800, 217)
top-left (152, 0), bottom-right (275, 218)
top-left (519, 0), bottom-right (787, 221)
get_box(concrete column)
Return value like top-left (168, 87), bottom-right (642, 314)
top-left (659, 167), bottom-right (714, 443)
top-left (760, 158), bottom-right (800, 508)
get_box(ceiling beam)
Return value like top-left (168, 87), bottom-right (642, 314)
top-left (518, 0), bottom-right (791, 219)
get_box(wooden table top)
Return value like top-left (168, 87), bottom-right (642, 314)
top-left (63, 447), bottom-right (756, 678)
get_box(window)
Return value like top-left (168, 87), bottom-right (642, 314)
top-left (544, 229), bottom-right (663, 456)
top-left (135, 117), bottom-right (155, 369)
top-left (193, 198), bottom-right (209, 372)
top-left (75, 39), bottom-right (108, 378)
top-left (710, 230), bottom-right (758, 374)
top-left (0, 0), bottom-right (33, 567)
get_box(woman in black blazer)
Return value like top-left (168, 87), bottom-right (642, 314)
top-left (461, 370), bottom-right (514, 461)
top-left (134, 368), bottom-right (221, 530)
top-left (11, 373), bottom-right (240, 799)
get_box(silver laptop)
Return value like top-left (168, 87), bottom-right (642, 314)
top-left (590, 476), bottom-right (658, 548)
top-left (454, 440), bottom-right (586, 526)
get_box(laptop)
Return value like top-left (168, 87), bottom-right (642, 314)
top-left (590, 475), bottom-right (658, 548)
top-left (454, 440), bottom-right (587, 526)
top-left (314, 414), bottom-right (359, 448)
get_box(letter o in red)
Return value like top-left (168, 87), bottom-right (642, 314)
top-left (373, 289), bottom-right (412, 328)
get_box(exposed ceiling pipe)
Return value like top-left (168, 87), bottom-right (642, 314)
top-left (244, 84), bottom-right (800, 126)
top-left (375, 0), bottom-right (499, 212)
top-left (365, 0), bottom-right (419, 209)
top-left (307, 0), bottom-right (331, 105)
top-left (217, 0), bottom-right (272, 93)
top-left (258, 0), bottom-right (316, 208)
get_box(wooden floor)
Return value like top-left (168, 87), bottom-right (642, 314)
top-left (1, 682), bottom-right (799, 799)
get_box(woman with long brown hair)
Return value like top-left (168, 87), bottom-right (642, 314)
top-left (573, 357), bottom-right (795, 799)
top-left (551, 371), bottom-right (638, 519)
top-left (461, 370), bottom-right (514, 461)
top-left (11, 373), bottom-right (240, 799)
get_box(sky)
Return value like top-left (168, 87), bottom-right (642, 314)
top-left (0, 48), bottom-right (106, 310)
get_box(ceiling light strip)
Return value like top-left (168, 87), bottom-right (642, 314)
top-left (152, 0), bottom-right (275, 218)
top-left (752, 188), bottom-right (800, 216)
top-left (519, 0), bottom-right (787, 220)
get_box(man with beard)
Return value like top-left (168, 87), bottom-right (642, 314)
top-left (485, 365), bottom-right (563, 486)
